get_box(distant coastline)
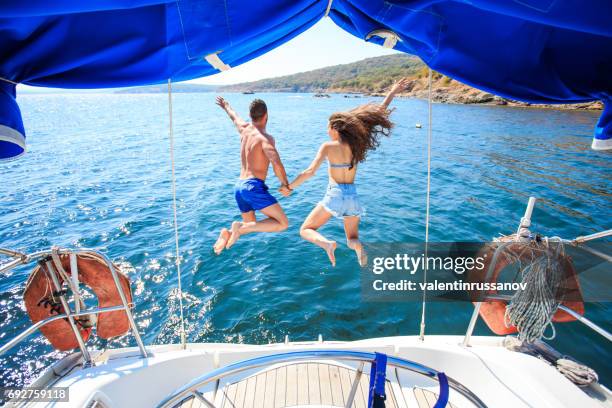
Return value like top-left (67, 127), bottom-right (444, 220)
top-left (217, 54), bottom-right (603, 111)
top-left (112, 55), bottom-right (602, 111)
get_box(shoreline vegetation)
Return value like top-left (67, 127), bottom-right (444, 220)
top-left (119, 55), bottom-right (602, 111)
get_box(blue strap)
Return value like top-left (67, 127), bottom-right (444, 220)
top-left (329, 162), bottom-right (352, 168)
top-left (433, 372), bottom-right (449, 408)
top-left (367, 352), bottom-right (387, 408)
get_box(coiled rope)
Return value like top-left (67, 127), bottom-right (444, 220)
top-left (556, 359), bottom-right (599, 387)
top-left (504, 337), bottom-right (599, 386)
top-left (167, 79), bottom-right (187, 348)
top-left (501, 239), bottom-right (565, 343)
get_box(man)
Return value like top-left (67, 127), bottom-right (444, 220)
top-left (213, 96), bottom-right (291, 254)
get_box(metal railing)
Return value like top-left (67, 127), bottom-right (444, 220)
top-left (156, 349), bottom-right (487, 408)
top-left (462, 197), bottom-right (611, 346)
top-left (463, 294), bottom-right (612, 346)
top-left (0, 247), bottom-right (148, 364)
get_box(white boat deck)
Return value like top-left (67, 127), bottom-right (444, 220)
top-left (16, 336), bottom-right (611, 408)
top-left (177, 361), bottom-right (457, 408)
top-left (217, 362), bottom-right (389, 408)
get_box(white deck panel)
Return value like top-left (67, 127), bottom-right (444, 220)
top-left (14, 336), bottom-right (609, 408)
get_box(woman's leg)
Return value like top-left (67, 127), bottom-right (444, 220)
top-left (343, 216), bottom-right (367, 266)
top-left (300, 205), bottom-right (337, 266)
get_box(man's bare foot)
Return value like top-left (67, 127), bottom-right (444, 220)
top-left (213, 228), bottom-right (230, 255)
top-left (323, 241), bottom-right (337, 267)
top-left (225, 221), bottom-right (242, 249)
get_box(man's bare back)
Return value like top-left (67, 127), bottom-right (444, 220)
top-left (238, 123), bottom-right (275, 180)
top-left (213, 96), bottom-right (291, 255)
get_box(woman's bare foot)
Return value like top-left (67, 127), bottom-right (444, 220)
top-left (213, 228), bottom-right (230, 255)
top-left (225, 221), bottom-right (242, 249)
top-left (348, 239), bottom-right (367, 267)
top-left (354, 243), bottom-right (368, 267)
top-left (323, 241), bottom-right (337, 267)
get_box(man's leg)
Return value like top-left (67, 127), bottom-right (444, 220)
top-left (226, 205), bottom-right (288, 248)
top-left (215, 211), bottom-right (255, 254)
top-left (241, 211), bottom-right (257, 223)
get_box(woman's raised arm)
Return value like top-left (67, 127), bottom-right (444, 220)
top-left (288, 143), bottom-right (328, 190)
top-left (381, 77), bottom-right (414, 109)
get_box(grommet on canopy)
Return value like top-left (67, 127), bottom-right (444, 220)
top-left (365, 29), bottom-right (401, 49)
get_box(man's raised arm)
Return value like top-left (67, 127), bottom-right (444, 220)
top-left (261, 138), bottom-right (290, 191)
top-left (216, 96), bottom-right (247, 132)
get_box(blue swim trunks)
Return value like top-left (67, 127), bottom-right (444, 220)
top-left (319, 181), bottom-right (364, 219)
top-left (234, 178), bottom-right (278, 213)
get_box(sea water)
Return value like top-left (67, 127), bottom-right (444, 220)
top-left (0, 92), bottom-right (609, 387)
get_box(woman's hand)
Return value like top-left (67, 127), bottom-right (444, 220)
top-left (390, 77), bottom-right (414, 95)
top-left (382, 77), bottom-right (415, 109)
top-left (279, 184), bottom-right (292, 197)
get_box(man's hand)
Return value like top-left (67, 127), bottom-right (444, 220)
top-left (389, 77), bottom-right (415, 95)
top-left (217, 96), bottom-right (247, 130)
top-left (279, 185), bottom-right (292, 197)
top-left (215, 96), bottom-right (230, 110)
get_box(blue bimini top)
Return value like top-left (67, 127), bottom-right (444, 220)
top-left (0, 0), bottom-right (610, 160)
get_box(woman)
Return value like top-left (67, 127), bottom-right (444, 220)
top-left (286, 78), bottom-right (412, 266)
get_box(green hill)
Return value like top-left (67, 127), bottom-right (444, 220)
top-left (220, 54), bottom-right (424, 93)
top-left (219, 54), bottom-right (603, 111)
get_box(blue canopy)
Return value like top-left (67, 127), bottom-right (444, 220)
top-left (1, 0), bottom-right (610, 159)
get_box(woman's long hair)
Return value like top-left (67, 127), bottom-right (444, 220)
top-left (328, 103), bottom-right (393, 169)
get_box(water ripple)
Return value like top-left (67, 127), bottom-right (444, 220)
top-left (0, 93), bottom-right (609, 387)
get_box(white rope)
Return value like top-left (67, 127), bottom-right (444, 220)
top-left (0, 76), bottom-right (18, 85)
top-left (324, 0), bottom-right (334, 17)
top-left (503, 239), bottom-right (565, 343)
top-left (168, 79), bottom-right (187, 348)
top-left (556, 358), bottom-right (599, 386)
top-left (419, 68), bottom-right (433, 341)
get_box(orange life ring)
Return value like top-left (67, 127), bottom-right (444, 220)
top-left (471, 241), bottom-right (584, 335)
top-left (23, 252), bottom-right (132, 351)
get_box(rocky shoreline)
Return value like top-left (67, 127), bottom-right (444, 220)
top-left (329, 77), bottom-right (603, 111)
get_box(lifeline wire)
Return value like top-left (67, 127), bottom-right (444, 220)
top-left (0, 76), bottom-right (18, 85)
top-left (419, 68), bottom-right (433, 341)
top-left (167, 79), bottom-right (187, 348)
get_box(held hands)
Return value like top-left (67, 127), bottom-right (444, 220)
top-left (279, 184), bottom-right (292, 197)
top-left (215, 96), bottom-right (230, 110)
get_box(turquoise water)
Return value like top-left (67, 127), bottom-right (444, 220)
top-left (0, 92), bottom-right (610, 387)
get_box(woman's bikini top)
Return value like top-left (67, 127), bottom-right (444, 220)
top-left (329, 161), bottom-right (352, 169)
